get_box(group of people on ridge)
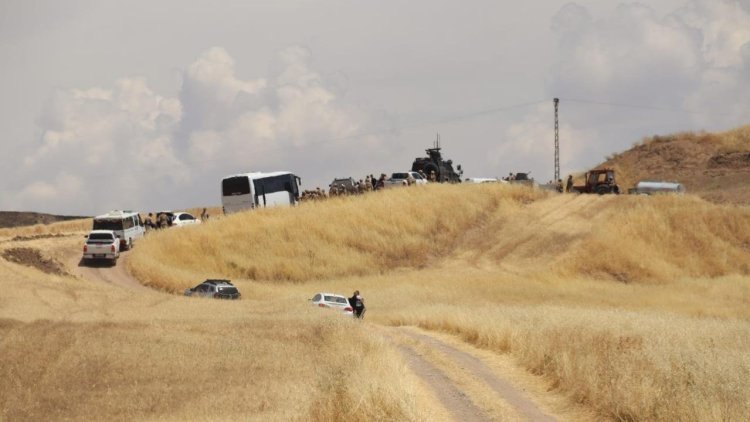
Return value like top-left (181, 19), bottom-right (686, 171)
top-left (301, 170), bottom-right (434, 201)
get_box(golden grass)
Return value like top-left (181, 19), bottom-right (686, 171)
top-left (129, 184), bottom-right (547, 291)
top-left (0, 218), bottom-right (91, 239)
top-left (0, 239), bottom-right (421, 421)
top-left (558, 195), bottom-right (750, 282)
top-left (5, 183), bottom-right (750, 420)
top-left (384, 305), bottom-right (750, 421)
top-left (715, 124), bottom-right (750, 153)
top-left (0, 316), bottom-right (418, 421)
top-left (638, 125), bottom-right (750, 152)
top-left (126, 183), bottom-right (750, 420)
top-left (130, 185), bottom-right (750, 291)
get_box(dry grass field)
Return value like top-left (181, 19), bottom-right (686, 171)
top-left (128, 183), bottom-right (750, 420)
top-left (0, 234), bottom-right (423, 421)
top-left (2, 181), bottom-right (750, 420)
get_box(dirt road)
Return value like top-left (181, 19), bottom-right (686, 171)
top-left (381, 326), bottom-right (559, 421)
top-left (67, 251), bottom-right (149, 292)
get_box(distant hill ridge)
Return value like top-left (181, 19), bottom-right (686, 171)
top-left (597, 124), bottom-right (750, 204)
top-left (0, 211), bottom-right (89, 229)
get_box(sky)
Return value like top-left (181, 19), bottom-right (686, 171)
top-left (1, 0), bottom-right (749, 215)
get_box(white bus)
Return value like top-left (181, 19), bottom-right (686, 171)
top-left (92, 210), bottom-right (145, 250)
top-left (221, 171), bottom-right (302, 214)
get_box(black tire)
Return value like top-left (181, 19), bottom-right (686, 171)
top-left (595, 185), bottom-right (611, 195)
top-left (423, 163), bottom-right (439, 181)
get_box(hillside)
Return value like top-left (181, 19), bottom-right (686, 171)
top-left (0, 211), bottom-right (89, 229)
top-left (597, 124), bottom-right (750, 204)
top-left (129, 184), bottom-right (750, 290)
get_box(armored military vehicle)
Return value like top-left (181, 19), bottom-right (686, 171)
top-left (411, 136), bottom-right (463, 183)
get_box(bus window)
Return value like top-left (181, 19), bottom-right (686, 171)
top-left (223, 177), bottom-right (251, 196)
top-left (252, 174), bottom-right (295, 197)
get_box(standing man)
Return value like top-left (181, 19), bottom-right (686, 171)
top-left (158, 212), bottom-right (169, 229)
top-left (348, 290), bottom-right (366, 319)
top-left (144, 213), bottom-right (155, 231)
top-left (566, 175), bottom-right (574, 193)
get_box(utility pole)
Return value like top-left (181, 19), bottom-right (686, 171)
top-left (554, 98), bottom-right (560, 182)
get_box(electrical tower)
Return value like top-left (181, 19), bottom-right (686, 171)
top-left (554, 98), bottom-right (560, 181)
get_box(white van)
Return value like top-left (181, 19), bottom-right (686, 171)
top-left (92, 210), bottom-right (145, 250)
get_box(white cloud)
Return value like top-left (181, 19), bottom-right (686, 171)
top-left (7, 46), bottom-right (376, 214)
top-left (15, 173), bottom-right (84, 209)
top-left (491, 103), bottom-right (595, 180)
top-left (4, 1), bottom-right (750, 214)
top-left (539, 0), bottom-right (750, 174)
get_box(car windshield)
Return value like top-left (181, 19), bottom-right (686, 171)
top-left (218, 286), bottom-right (238, 294)
top-left (392, 173), bottom-right (408, 179)
top-left (332, 179), bottom-right (352, 187)
top-left (324, 296), bottom-right (347, 304)
top-left (87, 233), bottom-right (114, 242)
top-left (93, 219), bottom-right (123, 231)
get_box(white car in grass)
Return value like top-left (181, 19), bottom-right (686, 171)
top-left (310, 293), bottom-right (354, 317)
top-left (171, 212), bottom-right (201, 227)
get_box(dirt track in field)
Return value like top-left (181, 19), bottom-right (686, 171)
top-left (66, 250), bottom-right (149, 292)
top-left (66, 245), bottom-right (563, 421)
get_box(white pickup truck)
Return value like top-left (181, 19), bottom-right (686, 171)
top-left (82, 230), bottom-right (120, 265)
top-left (384, 171), bottom-right (428, 188)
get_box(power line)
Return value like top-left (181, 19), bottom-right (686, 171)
top-left (559, 97), bottom-right (737, 117)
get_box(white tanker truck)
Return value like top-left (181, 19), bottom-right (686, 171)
top-left (628, 180), bottom-right (685, 195)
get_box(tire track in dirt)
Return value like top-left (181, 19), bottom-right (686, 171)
top-left (380, 326), bottom-right (558, 421)
top-left (382, 331), bottom-right (492, 421)
top-left (399, 329), bottom-right (556, 422)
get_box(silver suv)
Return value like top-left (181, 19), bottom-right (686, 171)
top-left (184, 279), bottom-right (241, 300)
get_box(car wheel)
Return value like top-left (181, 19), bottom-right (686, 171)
top-left (595, 185), bottom-right (610, 195)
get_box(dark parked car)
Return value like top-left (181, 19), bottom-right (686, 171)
top-left (184, 279), bottom-right (241, 300)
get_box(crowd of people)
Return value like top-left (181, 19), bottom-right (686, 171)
top-left (143, 212), bottom-right (171, 230)
top-left (300, 171), bottom-right (430, 201)
top-left (142, 208), bottom-right (210, 231)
